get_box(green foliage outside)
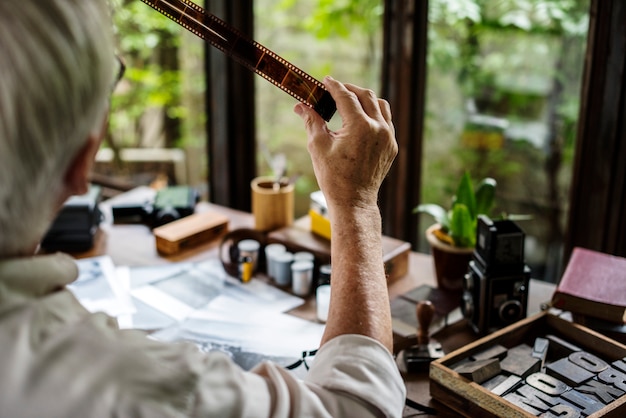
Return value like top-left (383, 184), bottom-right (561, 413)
top-left (109, 0), bottom-right (205, 152)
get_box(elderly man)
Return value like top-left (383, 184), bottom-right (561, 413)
top-left (0, 0), bottom-right (405, 416)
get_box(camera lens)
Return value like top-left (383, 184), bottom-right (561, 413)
top-left (498, 300), bottom-right (522, 323)
top-left (154, 207), bottom-right (181, 227)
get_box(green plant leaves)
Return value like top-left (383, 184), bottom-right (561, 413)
top-left (413, 204), bottom-right (450, 231)
top-left (453, 172), bottom-right (477, 220)
top-left (450, 203), bottom-right (475, 248)
top-left (475, 177), bottom-right (497, 217)
top-left (415, 172), bottom-right (498, 248)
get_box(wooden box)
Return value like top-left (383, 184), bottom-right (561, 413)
top-left (153, 211), bottom-right (229, 255)
top-left (267, 216), bottom-right (411, 283)
top-left (430, 312), bottom-right (626, 417)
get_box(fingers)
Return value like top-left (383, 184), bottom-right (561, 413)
top-left (378, 98), bottom-right (392, 125)
top-left (293, 102), bottom-right (331, 150)
top-left (294, 102), bottom-right (323, 132)
top-left (323, 76), bottom-right (391, 126)
top-left (295, 77), bottom-right (393, 139)
top-left (322, 76), bottom-right (362, 120)
top-left (343, 83), bottom-right (383, 121)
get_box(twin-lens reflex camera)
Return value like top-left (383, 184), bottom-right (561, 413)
top-left (461, 215), bottom-right (531, 335)
top-left (111, 185), bottom-right (198, 228)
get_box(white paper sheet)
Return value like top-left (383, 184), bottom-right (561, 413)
top-left (69, 256), bottom-right (135, 317)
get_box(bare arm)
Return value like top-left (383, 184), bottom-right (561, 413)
top-left (294, 76), bottom-right (398, 352)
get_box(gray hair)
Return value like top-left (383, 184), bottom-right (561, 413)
top-left (0, 0), bottom-right (115, 255)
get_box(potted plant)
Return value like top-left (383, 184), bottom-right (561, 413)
top-left (414, 172), bottom-right (496, 291)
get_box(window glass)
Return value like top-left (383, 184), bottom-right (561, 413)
top-left (106, 0), bottom-right (207, 197)
top-left (421, 0), bottom-right (590, 281)
top-left (254, 0), bottom-right (384, 216)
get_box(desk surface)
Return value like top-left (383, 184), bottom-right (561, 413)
top-left (73, 190), bottom-right (556, 417)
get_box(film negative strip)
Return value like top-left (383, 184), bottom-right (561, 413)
top-left (139, 0), bottom-right (337, 121)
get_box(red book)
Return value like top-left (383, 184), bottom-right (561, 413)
top-left (552, 247), bottom-right (626, 324)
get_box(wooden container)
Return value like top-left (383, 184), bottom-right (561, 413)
top-left (153, 211), bottom-right (229, 255)
top-left (430, 312), bottom-right (626, 417)
top-left (268, 216), bottom-right (411, 284)
top-left (251, 176), bottom-right (294, 232)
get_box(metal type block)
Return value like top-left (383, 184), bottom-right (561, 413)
top-left (490, 375), bottom-right (522, 396)
top-left (597, 367), bottom-right (626, 391)
top-left (546, 357), bottom-right (594, 387)
top-left (470, 344), bottom-right (508, 362)
top-left (561, 389), bottom-right (604, 416)
top-left (539, 404), bottom-right (581, 418)
top-left (454, 358), bottom-right (501, 383)
top-left (526, 372), bottom-right (569, 396)
top-left (481, 374), bottom-right (509, 391)
top-left (611, 358), bottom-right (626, 374)
top-left (577, 378), bottom-right (625, 404)
top-left (569, 351), bottom-right (609, 374)
top-left (532, 337), bottom-right (549, 368)
top-left (503, 392), bottom-right (544, 415)
top-left (516, 384), bottom-right (562, 410)
top-left (501, 344), bottom-right (542, 378)
top-left (546, 334), bottom-right (582, 358)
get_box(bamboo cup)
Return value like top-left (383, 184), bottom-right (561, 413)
top-left (251, 176), bottom-right (294, 232)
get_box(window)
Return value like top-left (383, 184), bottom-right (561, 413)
top-left (104, 0), bottom-right (207, 196)
top-left (254, 0), bottom-right (589, 282)
top-left (254, 0), bottom-right (384, 217)
top-left (420, 0), bottom-right (590, 281)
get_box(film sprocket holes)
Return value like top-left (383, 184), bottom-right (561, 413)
top-left (112, 185), bottom-right (198, 228)
top-left (462, 216), bottom-right (531, 335)
top-left (139, 0), bottom-right (336, 121)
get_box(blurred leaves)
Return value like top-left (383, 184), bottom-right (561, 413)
top-left (277, 0), bottom-right (383, 39)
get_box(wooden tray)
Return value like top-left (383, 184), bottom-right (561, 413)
top-left (430, 311), bottom-right (626, 417)
top-left (267, 216), bottom-right (411, 283)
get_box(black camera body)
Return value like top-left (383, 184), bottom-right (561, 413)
top-left (112, 186), bottom-right (198, 228)
top-left (41, 185), bottom-right (103, 252)
top-left (461, 215), bottom-right (530, 335)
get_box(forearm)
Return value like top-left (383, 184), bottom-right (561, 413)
top-left (320, 204), bottom-right (393, 352)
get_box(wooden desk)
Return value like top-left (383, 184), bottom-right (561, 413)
top-left (73, 190), bottom-right (556, 417)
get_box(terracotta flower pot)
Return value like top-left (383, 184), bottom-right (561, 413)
top-left (425, 224), bottom-right (473, 291)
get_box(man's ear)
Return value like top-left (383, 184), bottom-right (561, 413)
top-left (63, 134), bottom-right (102, 196)
top-left (63, 111), bottom-right (107, 198)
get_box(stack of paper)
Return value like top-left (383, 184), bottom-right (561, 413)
top-left (70, 256), bottom-right (325, 373)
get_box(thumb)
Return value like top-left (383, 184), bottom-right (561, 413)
top-left (294, 103), bottom-right (326, 138)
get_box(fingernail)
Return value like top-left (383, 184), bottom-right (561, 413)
top-left (324, 75), bottom-right (334, 83)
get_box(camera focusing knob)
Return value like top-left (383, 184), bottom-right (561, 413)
top-left (462, 291), bottom-right (474, 319)
top-left (464, 272), bottom-right (474, 291)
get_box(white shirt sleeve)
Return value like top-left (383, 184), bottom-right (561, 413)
top-left (0, 252), bottom-right (406, 418)
top-left (109, 332), bottom-right (407, 418)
